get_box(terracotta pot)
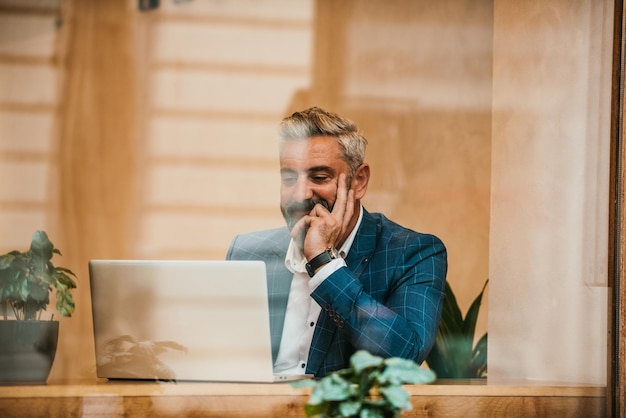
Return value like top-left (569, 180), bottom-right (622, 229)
top-left (0, 320), bottom-right (59, 384)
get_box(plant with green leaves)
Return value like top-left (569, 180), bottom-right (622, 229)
top-left (426, 279), bottom-right (488, 378)
top-left (0, 230), bottom-right (77, 320)
top-left (292, 350), bottom-right (436, 418)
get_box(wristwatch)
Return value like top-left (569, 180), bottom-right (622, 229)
top-left (305, 246), bottom-right (340, 277)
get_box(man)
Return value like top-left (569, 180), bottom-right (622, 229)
top-left (226, 107), bottom-right (447, 377)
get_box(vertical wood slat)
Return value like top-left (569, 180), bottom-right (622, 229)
top-left (610, 0), bottom-right (626, 415)
top-left (617, 187), bottom-right (626, 415)
top-left (618, 25), bottom-right (626, 416)
top-left (54, 0), bottom-right (138, 379)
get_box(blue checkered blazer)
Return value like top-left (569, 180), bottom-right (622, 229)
top-left (226, 208), bottom-right (447, 377)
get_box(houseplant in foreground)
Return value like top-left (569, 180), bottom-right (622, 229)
top-left (0, 230), bottom-right (77, 383)
top-left (293, 350), bottom-right (436, 418)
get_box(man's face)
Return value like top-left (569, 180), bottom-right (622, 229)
top-left (279, 136), bottom-right (350, 230)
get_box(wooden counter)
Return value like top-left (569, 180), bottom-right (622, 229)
top-left (0, 379), bottom-right (606, 417)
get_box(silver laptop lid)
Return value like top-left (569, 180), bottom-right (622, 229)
top-left (89, 259), bottom-right (276, 382)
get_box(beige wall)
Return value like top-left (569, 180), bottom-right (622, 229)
top-left (0, 0), bottom-right (610, 386)
top-left (489, 0), bottom-right (611, 385)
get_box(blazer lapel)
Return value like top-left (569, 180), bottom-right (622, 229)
top-left (307, 209), bottom-right (379, 375)
top-left (344, 209), bottom-right (379, 275)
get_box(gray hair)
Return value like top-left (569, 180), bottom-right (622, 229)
top-left (278, 107), bottom-right (368, 177)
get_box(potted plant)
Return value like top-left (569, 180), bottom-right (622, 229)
top-left (426, 279), bottom-right (488, 378)
top-left (0, 230), bottom-right (77, 384)
top-left (293, 350), bottom-right (436, 418)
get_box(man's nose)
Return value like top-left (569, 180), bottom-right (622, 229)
top-left (293, 177), bottom-right (314, 201)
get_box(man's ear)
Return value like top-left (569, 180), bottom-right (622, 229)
top-left (352, 163), bottom-right (370, 200)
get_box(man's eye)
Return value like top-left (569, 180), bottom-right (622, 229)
top-left (312, 176), bottom-right (329, 183)
top-left (281, 175), bottom-right (297, 185)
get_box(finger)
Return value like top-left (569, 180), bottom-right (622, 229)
top-left (331, 173), bottom-right (349, 222)
top-left (311, 203), bottom-right (327, 217)
top-left (290, 216), bottom-right (309, 245)
top-left (298, 214), bottom-right (330, 259)
top-left (343, 188), bottom-right (355, 227)
top-left (332, 188), bottom-right (354, 245)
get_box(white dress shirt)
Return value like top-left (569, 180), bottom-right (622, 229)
top-left (273, 206), bottom-right (363, 374)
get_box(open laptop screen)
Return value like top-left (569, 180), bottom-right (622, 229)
top-left (89, 259), bottom-right (281, 382)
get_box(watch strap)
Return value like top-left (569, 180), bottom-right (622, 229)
top-left (305, 247), bottom-right (338, 277)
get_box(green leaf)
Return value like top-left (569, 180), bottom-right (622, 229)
top-left (30, 230), bottom-right (54, 260)
top-left (58, 295), bottom-right (75, 317)
top-left (28, 281), bottom-right (50, 302)
top-left (312, 373), bottom-right (352, 403)
top-left (338, 401), bottom-right (361, 417)
top-left (359, 404), bottom-right (387, 418)
top-left (469, 333), bottom-right (488, 377)
top-left (54, 271), bottom-right (77, 289)
top-left (0, 254), bottom-right (16, 270)
top-left (30, 262), bottom-right (49, 286)
top-left (461, 279), bottom-right (488, 339)
top-left (441, 281), bottom-right (463, 331)
top-left (378, 357), bottom-right (436, 385)
top-left (379, 385), bottom-right (410, 410)
top-left (55, 266), bottom-right (77, 278)
top-left (350, 350), bottom-right (383, 374)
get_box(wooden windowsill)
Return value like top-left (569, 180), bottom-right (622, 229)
top-left (0, 379), bottom-right (607, 417)
top-left (0, 377), bottom-right (606, 395)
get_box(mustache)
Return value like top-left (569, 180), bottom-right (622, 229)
top-left (286, 198), bottom-right (331, 214)
top-left (282, 199), bottom-right (332, 230)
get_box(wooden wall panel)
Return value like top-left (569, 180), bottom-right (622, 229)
top-left (0, 1), bottom-right (60, 253)
top-left (53, 0), bottom-right (139, 379)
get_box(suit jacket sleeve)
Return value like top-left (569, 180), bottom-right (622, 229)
top-left (225, 228), bottom-right (293, 364)
top-left (308, 223), bottom-right (447, 369)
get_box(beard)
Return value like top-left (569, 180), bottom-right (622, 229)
top-left (281, 198), bottom-right (332, 230)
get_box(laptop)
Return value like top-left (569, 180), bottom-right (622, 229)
top-left (89, 259), bottom-right (310, 383)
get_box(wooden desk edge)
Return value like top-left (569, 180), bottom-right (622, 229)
top-left (0, 380), bottom-right (606, 418)
top-left (0, 379), bottom-right (606, 399)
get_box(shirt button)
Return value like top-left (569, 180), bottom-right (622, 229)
top-left (310, 322), bottom-right (315, 327)
top-left (301, 363), bottom-right (306, 368)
